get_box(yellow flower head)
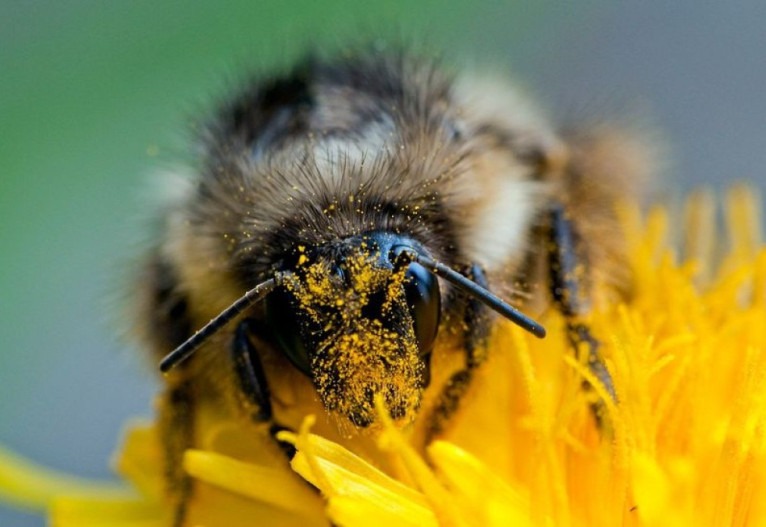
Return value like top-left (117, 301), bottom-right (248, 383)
top-left (1, 186), bottom-right (765, 527)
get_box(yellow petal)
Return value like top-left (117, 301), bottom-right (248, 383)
top-left (0, 442), bottom-right (131, 512)
top-left (427, 441), bottom-right (533, 527)
top-left (112, 420), bottom-right (164, 500)
top-left (50, 496), bottom-right (165, 527)
top-left (279, 420), bottom-right (436, 527)
top-left (278, 428), bottom-right (426, 506)
top-left (183, 449), bottom-right (326, 524)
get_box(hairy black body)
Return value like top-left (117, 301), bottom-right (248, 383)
top-left (133, 49), bottom-right (653, 526)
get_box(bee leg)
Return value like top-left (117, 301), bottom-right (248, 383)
top-left (462, 264), bottom-right (492, 368)
top-left (231, 319), bottom-right (298, 459)
top-left (548, 203), bottom-right (616, 422)
top-left (157, 380), bottom-right (195, 527)
top-left (143, 256), bottom-right (197, 527)
top-left (231, 318), bottom-right (273, 422)
top-left (426, 264), bottom-right (490, 441)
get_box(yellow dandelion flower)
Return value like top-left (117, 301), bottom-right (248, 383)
top-left (1, 186), bottom-right (765, 526)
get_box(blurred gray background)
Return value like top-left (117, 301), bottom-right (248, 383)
top-left (2, 1), bottom-right (764, 525)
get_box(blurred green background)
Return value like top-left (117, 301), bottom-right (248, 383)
top-left (2, 1), bottom-right (764, 525)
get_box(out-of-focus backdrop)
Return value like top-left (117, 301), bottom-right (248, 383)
top-left (1, 2), bottom-right (764, 525)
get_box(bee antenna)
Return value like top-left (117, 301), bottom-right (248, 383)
top-left (407, 252), bottom-right (546, 339)
top-left (159, 276), bottom-right (280, 373)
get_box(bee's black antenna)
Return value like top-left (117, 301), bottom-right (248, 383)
top-left (159, 276), bottom-right (279, 373)
top-left (407, 252), bottom-right (546, 339)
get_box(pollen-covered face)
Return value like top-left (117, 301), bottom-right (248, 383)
top-left (265, 232), bottom-right (441, 427)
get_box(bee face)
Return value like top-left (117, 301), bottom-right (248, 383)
top-left (140, 50), bottom-right (652, 441)
top-left (263, 231), bottom-right (440, 426)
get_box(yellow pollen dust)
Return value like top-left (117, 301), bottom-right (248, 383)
top-left (284, 251), bottom-right (423, 426)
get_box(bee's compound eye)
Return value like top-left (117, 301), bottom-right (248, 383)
top-left (403, 262), bottom-right (441, 355)
top-left (264, 288), bottom-right (312, 376)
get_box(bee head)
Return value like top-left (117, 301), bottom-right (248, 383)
top-left (266, 232), bottom-right (440, 427)
top-left (159, 231), bottom-right (544, 428)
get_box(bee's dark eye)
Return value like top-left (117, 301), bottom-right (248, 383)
top-left (403, 262), bottom-right (441, 355)
top-left (265, 288), bottom-right (312, 376)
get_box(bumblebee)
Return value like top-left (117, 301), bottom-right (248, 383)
top-left (134, 49), bottom-right (653, 523)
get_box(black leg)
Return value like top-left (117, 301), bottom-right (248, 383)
top-left (158, 380), bottom-right (195, 527)
top-left (548, 204), bottom-right (616, 411)
top-left (426, 264), bottom-right (491, 441)
top-left (231, 318), bottom-right (273, 422)
top-left (231, 319), bottom-right (305, 463)
top-left (463, 264), bottom-right (492, 368)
